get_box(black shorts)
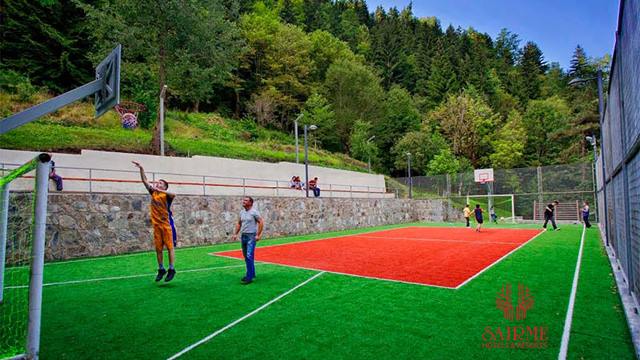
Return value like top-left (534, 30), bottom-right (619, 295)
top-left (476, 218), bottom-right (483, 224)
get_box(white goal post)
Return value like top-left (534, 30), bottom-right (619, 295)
top-left (465, 194), bottom-right (516, 223)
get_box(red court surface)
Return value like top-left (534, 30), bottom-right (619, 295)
top-left (213, 227), bottom-right (543, 288)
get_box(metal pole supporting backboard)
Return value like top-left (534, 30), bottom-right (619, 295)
top-left (160, 85), bottom-right (167, 157)
top-left (0, 44), bottom-right (121, 135)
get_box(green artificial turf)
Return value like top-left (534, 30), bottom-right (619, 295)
top-left (0, 222), bottom-right (635, 359)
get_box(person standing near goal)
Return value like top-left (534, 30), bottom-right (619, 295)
top-left (132, 161), bottom-right (177, 282)
top-left (232, 196), bottom-right (264, 285)
top-left (463, 204), bottom-right (471, 228)
top-left (542, 200), bottom-right (559, 231)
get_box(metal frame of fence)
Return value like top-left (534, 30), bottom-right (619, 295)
top-left (395, 162), bottom-right (596, 221)
top-left (595, 0), bottom-right (640, 304)
top-left (0, 163), bottom-right (390, 199)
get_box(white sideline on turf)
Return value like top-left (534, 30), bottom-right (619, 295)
top-left (166, 271), bottom-right (325, 360)
top-left (558, 224), bottom-right (587, 360)
top-left (5, 264), bottom-right (244, 289)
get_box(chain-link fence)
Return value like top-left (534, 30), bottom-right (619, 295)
top-left (595, 0), bottom-right (640, 300)
top-left (395, 162), bottom-right (596, 221)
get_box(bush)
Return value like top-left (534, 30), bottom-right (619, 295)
top-left (0, 70), bottom-right (38, 101)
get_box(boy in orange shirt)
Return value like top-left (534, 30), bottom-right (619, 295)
top-left (133, 161), bottom-right (177, 282)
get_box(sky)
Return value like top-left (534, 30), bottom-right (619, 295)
top-left (365, 0), bottom-right (619, 70)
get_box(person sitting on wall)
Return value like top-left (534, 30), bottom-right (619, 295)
top-left (293, 176), bottom-right (303, 190)
top-left (289, 176), bottom-right (297, 189)
top-left (49, 160), bottom-right (63, 191)
top-left (308, 177), bottom-right (320, 197)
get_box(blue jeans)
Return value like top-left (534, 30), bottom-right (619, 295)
top-left (241, 233), bottom-right (256, 280)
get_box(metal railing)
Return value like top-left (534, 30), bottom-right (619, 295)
top-left (0, 163), bottom-right (391, 199)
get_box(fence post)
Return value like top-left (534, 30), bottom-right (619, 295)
top-left (536, 166), bottom-right (543, 210)
top-left (88, 169), bottom-right (92, 193)
top-left (275, 180), bottom-right (279, 197)
top-left (367, 186), bottom-right (370, 198)
top-left (350, 185), bottom-right (353, 198)
top-left (511, 194), bottom-right (516, 223)
top-left (329, 184), bottom-right (332, 198)
top-left (202, 176), bottom-right (206, 196)
top-left (243, 178), bottom-right (246, 196)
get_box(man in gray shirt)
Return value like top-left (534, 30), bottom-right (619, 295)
top-left (232, 196), bottom-right (264, 284)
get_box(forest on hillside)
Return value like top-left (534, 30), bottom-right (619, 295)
top-left (1, 0), bottom-right (609, 176)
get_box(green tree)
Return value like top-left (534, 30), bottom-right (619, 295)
top-left (374, 86), bottom-right (421, 172)
top-left (1, 0), bottom-right (94, 92)
top-left (490, 110), bottom-right (527, 168)
top-left (301, 93), bottom-right (340, 151)
top-left (82, 0), bottom-right (244, 152)
top-left (323, 58), bottom-right (385, 150)
top-left (349, 119), bottom-right (379, 169)
top-left (427, 148), bottom-right (461, 175)
top-left (392, 130), bottom-right (447, 174)
top-left (569, 45), bottom-right (590, 79)
top-left (429, 89), bottom-right (499, 167)
top-left (518, 41), bottom-right (547, 101)
top-left (522, 96), bottom-right (571, 164)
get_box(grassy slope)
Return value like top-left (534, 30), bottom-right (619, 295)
top-left (2, 222), bottom-right (634, 359)
top-left (0, 92), bottom-right (367, 172)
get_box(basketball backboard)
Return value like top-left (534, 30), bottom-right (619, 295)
top-left (474, 168), bottom-right (494, 183)
top-left (94, 44), bottom-right (121, 117)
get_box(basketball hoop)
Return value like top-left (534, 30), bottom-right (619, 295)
top-left (474, 168), bottom-right (494, 184)
top-left (114, 101), bottom-right (146, 129)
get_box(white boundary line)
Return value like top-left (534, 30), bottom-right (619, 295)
top-left (5, 264), bottom-right (244, 289)
top-left (453, 230), bottom-right (546, 289)
top-left (350, 234), bottom-right (533, 246)
top-left (6, 224), bottom-right (422, 270)
top-left (558, 224), bottom-right (586, 360)
top-left (211, 229), bottom-right (545, 290)
top-left (166, 271), bottom-right (325, 360)
top-left (212, 254), bottom-right (456, 289)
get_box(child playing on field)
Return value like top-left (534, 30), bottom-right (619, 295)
top-left (133, 161), bottom-right (178, 282)
top-left (463, 204), bottom-right (471, 228)
top-left (490, 206), bottom-right (498, 224)
top-left (474, 204), bottom-right (484, 232)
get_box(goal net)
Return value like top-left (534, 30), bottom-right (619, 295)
top-left (451, 194), bottom-right (516, 223)
top-left (0, 154), bottom-right (51, 360)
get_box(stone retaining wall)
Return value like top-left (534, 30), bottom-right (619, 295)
top-left (7, 193), bottom-right (458, 261)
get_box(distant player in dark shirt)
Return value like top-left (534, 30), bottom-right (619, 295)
top-left (474, 204), bottom-right (484, 232)
top-left (543, 200), bottom-right (559, 231)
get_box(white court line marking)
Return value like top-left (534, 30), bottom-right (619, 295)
top-left (558, 224), bottom-right (587, 360)
top-left (7, 224), bottom-right (420, 270)
top-left (212, 229), bottom-right (546, 290)
top-left (454, 230), bottom-right (546, 289)
top-left (350, 234), bottom-right (531, 246)
top-left (212, 254), bottom-right (455, 289)
top-left (5, 265), bottom-right (244, 289)
top-left (166, 271), bottom-right (325, 360)
top-left (6, 245), bottom-right (216, 269)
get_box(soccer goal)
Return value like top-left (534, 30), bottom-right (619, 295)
top-left (0, 154), bottom-right (51, 360)
top-left (465, 194), bottom-right (516, 223)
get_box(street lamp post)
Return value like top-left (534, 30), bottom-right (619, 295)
top-left (304, 124), bottom-right (318, 198)
top-left (366, 135), bottom-right (376, 173)
top-left (294, 114), bottom-right (303, 164)
top-left (406, 152), bottom-right (412, 199)
top-left (159, 85), bottom-right (167, 156)
top-left (569, 70), bottom-right (608, 245)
